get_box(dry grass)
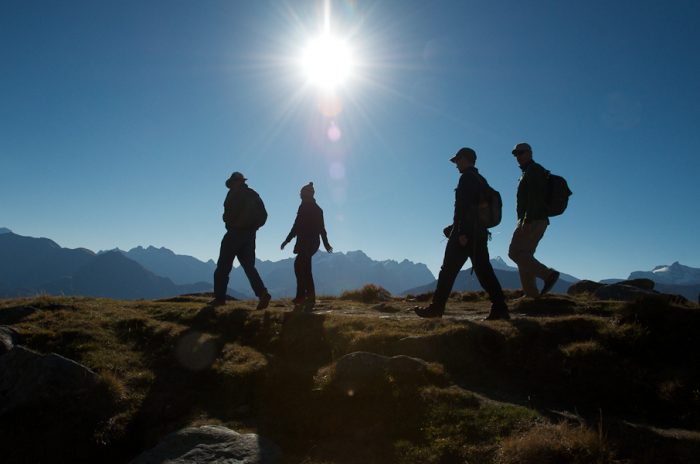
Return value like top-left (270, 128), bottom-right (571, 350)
top-left (498, 422), bottom-right (616, 464)
top-left (339, 284), bottom-right (392, 303)
top-left (0, 293), bottom-right (698, 463)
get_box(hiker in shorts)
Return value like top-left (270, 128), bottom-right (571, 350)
top-left (212, 172), bottom-right (272, 309)
top-left (415, 148), bottom-right (509, 320)
top-left (508, 142), bottom-right (560, 298)
top-left (281, 182), bottom-right (333, 312)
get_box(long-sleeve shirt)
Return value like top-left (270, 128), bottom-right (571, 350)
top-left (285, 199), bottom-right (329, 255)
top-left (516, 160), bottom-right (550, 224)
top-left (453, 167), bottom-right (488, 238)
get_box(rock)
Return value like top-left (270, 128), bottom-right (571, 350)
top-left (0, 346), bottom-right (117, 463)
top-left (0, 305), bottom-right (37, 325)
top-left (387, 354), bottom-right (429, 380)
top-left (567, 280), bottom-right (604, 296)
top-left (0, 346), bottom-right (100, 415)
top-left (0, 326), bottom-right (19, 356)
top-left (331, 351), bottom-right (432, 393)
top-left (594, 284), bottom-right (657, 302)
top-left (617, 278), bottom-right (655, 291)
top-left (130, 425), bottom-right (281, 464)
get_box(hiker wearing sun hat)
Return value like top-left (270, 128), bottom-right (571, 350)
top-left (212, 171), bottom-right (272, 309)
top-left (281, 182), bottom-right (333, 312)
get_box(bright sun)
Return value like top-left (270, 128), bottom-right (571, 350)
top-left (301, 34), bottom-right (355, 91)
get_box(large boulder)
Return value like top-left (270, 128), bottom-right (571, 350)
top-left (0, 326), bottom-right (19, 356)
top-left (617, 278), bottom-right (655, 291)
top-left (0, 346), bottom-right (117, 463)
top-left (130, 425), bottom-right (281, 464)
top-left (0, 346), bottom-right (100, 414)
top-left (567, 280), bottom-right (604, 296)
top-left (594, 284), bottom-right (657, 302)
top-left (331, 351), bottom-right (435, 394)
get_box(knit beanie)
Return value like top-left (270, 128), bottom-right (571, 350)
top-left (300, 182), bottom-right (315, 197)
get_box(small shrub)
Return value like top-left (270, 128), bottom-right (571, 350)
top-left (498, 422), bottom-right (616, 464)
top-left (340, 284), bottom-right (392, 303)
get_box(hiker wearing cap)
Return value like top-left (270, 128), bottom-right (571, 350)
top-left (212, 172), bottom-right (272, 309)
top-left (508, 143), bottom-right (560, 298)
top-left (281, 182), bottom-right (333, 312)
top-left (415, 148), bottom-right (509, 320)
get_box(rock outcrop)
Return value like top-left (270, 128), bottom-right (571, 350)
top-left (130, 425), bottom-right (281, 464)
top-left (0, 326), bottom-right (19, 356)
top-left (0, 345), bottom-right (100, 415)
top-left (330, 351), bottom-right (439, 394)
top-left (569, 278), bottom-right (688, 303)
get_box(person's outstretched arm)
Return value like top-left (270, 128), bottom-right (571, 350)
top-left (320, 210), bottom-right (332, 253)
top-left (281, 206), bottom-right (301, 250)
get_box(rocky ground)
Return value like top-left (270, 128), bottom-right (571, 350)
top-left (1, 289), bottom-right (699, 463)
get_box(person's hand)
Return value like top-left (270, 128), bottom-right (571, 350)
top-left (325, 244), bottom-right (333, 253)
top-left (458, 235), bottom-right (469, 247)
top-left (280, 240), bottom-right (288, 250)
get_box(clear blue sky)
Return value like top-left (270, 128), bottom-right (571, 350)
top-left (2, 0), bottom-right (699, 281)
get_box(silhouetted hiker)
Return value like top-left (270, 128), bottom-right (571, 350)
top-left (415, 148), bottom-right (509, 320)
top-left (281, 182), bottom-right (333, 312)
top-left (212, 172), bottom-right (272, 309)
top-left (508, 142), bottom-right (560, 298)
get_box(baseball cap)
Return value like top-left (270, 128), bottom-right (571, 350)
top-left (450, 147), bottom-right (477, 163)
top-left (511, 142), bottom-right (532, 154)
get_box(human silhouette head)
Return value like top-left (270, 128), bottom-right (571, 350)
top-left (450, 147), bottom-right (476, 173)
top-left (300, 182), bottom-right (315, 200)
top-left (512, 142), bottom-right (533, 167)
top-left (226, 172), bottom-right (247, 190)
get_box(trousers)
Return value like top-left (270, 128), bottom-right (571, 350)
top-left (214, 229), bottom-right (267, 300)
top-left (294, 252), bottom-right (316, 301)
top-left (433, 233), bottom-right (506, 308)
top-left (508, 220), bottom-right (551, 297)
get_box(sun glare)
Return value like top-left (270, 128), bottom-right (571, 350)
top-left (301, 33), bottom-right (355, 91)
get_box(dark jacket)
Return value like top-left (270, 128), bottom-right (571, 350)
top-left (285, 199), bottom-right (329, 255)
top-left (453, 167), bottom-right (489, 238)
top-left (223, 184), bottom-right (266, 231)
top-left (516, 161), bottom-right (549, 224)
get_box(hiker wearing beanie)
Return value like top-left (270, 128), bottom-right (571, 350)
top-left (281, 182), bottom-right (333, 312)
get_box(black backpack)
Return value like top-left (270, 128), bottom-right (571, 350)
top-left (546, 172), bottom-right (572, 217)
top-left (475, 175), bottom-right (502, 228)
top-left (239, 188), bottom-right (268, 229)
top-left (250, 192), bottom-right (268, 229)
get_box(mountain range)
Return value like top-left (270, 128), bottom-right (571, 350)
top-left (0, 230), bottom-right (243, 300)
top-left (0, 229), bottom-right (434, 300)
top-left (402, 260), bottom-right (579, 296)
top-left (1, 227), bottom-right (698, 301)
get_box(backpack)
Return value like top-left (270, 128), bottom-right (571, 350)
top-left (546, 173), bottom-right (572, 217)
top-left (249, 191), bottom-right (268, 229)
top-left (476, 177), bottom-right (502, 228)
top-left (237, 188), bottom-right (268, 229)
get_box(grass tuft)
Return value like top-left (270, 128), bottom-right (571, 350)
top-left (339, 284), bottom-right (392, 303)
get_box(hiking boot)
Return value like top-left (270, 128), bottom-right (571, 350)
top-left (208, 298), bottom-right (226, 307)
top-left (541, 270), bottom-right (560, 296)
top-left (484, 303), bottom-right (510, 321)
top-left (414, 305), bottom-right (444, 319)
top-left (256, 293), bottom-right (272, 310)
